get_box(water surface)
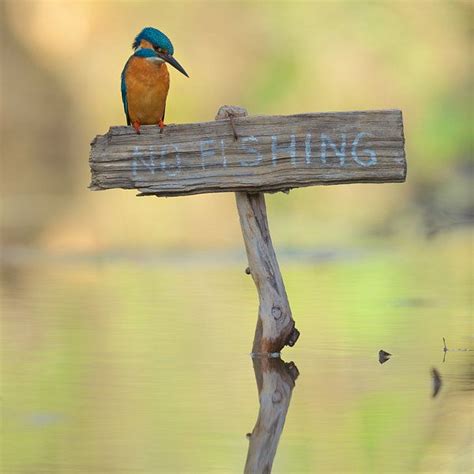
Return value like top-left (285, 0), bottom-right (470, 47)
top-left (2, 232), bottom-right (472, 473)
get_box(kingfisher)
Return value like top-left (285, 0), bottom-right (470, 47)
top-left (121, 27), bottom-right (189, 134)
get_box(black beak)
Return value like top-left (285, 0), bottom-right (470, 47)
top-left (157, 51), bottom-right (189, 78)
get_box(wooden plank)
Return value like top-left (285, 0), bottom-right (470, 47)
top-left (89, 110), bottom-right (406, 197)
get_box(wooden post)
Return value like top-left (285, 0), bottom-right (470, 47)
top-left (235, 192), bottom-right (299, 353)
top-left (215, 105), bottom-right (298, 353)
top-left (89, 105), bottom-right (406, 353)
top-left (244, 356), bottom-right (299, 473)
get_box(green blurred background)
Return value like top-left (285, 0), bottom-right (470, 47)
top-left (1, 1), bottom-right (472, 473)
top-left (1, 0), bottom-right (471, 252)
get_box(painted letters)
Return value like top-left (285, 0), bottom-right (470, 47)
top-left (131, 131), bottom-right (379, 176)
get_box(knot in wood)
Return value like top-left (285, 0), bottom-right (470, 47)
top-left (286, 327), bottom-right (300, 347)
top-left (271, 306), bottom-right (282, 320)
top-left (215, 105), bottom-right (248, 120)
top-left (272, 390), bottom-right (282, 403)
top-left (285, 361), bottom-right (300, 382)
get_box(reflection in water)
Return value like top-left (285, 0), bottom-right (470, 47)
top-left (431, 368), bottom-right (442, 398)
top-left (1, 239), bottom-right (471, 472)
top-left (418, 353), bottom-right (473, 472)
top-left (245, 356), bottom-right (299, 474)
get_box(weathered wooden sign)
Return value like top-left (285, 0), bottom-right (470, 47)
top-left (89, 106), bottom-right (407, 354)
top-left (90, 109), bottom-right (406, 196)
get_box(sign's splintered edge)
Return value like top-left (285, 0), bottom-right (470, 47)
top-left (89, 172), bottom-right (407, 198)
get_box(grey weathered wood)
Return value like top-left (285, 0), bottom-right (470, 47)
top-left (216, 105), bottom-right (299, 354)
top-left (245, 357), bottom-right (298, 473)
top-left (236, 191), bottom-right (299, 354)
top-left (88, 105), bottom-right (407, 354)
top-left (214, 106), bottom-right (299, 354)
top-left (89, 109), bottom-right (406, 197)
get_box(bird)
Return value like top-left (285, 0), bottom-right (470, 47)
top-left (121, 27), bottom-right (189, 134)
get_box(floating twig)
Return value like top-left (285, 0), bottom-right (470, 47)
top-left (442, 337), bottom-right (473, 362)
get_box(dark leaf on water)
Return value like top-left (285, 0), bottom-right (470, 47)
top-left (379, 350), bottom-right (392, 364)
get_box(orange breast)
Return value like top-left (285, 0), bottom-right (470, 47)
top-left (125, 56), bottom-right (170, 125)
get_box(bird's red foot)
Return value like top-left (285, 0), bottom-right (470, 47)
top-left (132, 121), bottom-right (141, 135)
top-left (158, 119), bottom-right (166, 134)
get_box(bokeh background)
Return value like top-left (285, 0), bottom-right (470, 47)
top-left (1, 0), bottom-right (472, 250)
top-left (1, 1), bottom-right (472, 473)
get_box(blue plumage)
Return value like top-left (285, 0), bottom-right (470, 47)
top-left (121, 44), bottom-right (160, 125)
top-left (132, 27), bottom-right (174, 55)
top-left (133, 48), bottom-right (158, 58)
top-left (121, 59), bottom-right (130, 125)
top-left (121, 26), bottom-right (188, 132)
top-left (122, 27), bottom-right (175, 125)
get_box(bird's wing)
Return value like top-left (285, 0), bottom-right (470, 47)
top-left (121, 58), bottom-right (131, 126)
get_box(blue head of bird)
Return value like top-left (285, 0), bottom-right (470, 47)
top-left (132, 27), bottom-right (189, 77)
